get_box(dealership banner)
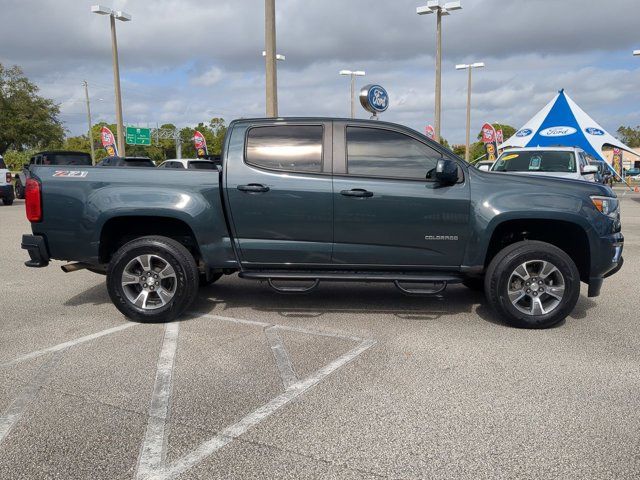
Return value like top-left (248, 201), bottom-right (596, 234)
top-left (481, 123), bottom-right (498, 161)
top-left (425, 125), bottom-right (435, 140)
top-left (496, 129), bottom-right (504, 145)
top-left (612, 148), bottom-right (623, 177)
top-left (194, 131), bottom-right (208, 157)
top-left (100, 126), bottom-right (118, 157)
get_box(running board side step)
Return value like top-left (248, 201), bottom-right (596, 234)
top-left (239, 271), bottom-right (462, 296)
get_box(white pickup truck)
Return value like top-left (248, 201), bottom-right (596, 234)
top-left (0, 155), bottom-right (15, 206)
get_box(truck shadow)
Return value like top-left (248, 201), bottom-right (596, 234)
top-left (64, 275), bottom-right (597, 327)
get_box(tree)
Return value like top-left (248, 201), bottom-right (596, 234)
top-left (0, 64), bottom-right (65, 154)
top-left (180, 118), bottom-right (227, 158)
top-left (617, 126), bottom-right (640, 148)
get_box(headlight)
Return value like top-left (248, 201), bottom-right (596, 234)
top-left (590, 196), bottom-right (618, 216)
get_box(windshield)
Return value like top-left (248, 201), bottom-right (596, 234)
top-left (188, 161), bottom-right (217, 170)
top-left (43, 153), bottom-right (92, 166)
top-left (492, 150), bottom-right (576, 173)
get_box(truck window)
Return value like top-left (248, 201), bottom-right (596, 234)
top-left (246, 125), bottom-right (323, 173)
top-left (346, 127), bottom-right (442, 180)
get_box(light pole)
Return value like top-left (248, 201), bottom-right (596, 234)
top-left (265, 0), bottom-right (278, 117)
top-left (91, 5), bottom-right (131, 157)
top-left (455, 62), bottom-right (484, 161)
top-left (417, 1), bottom-right (462, 143)
top-left (339, 70), bottom-right (366, 118)
top-left (82, 80), bottom-right (96, 164)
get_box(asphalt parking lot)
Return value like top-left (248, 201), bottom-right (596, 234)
top-left (1, 195), bottom-right (639, 479)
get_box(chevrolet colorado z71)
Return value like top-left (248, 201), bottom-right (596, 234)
top-left (21, 118), bottom-right (624, 328)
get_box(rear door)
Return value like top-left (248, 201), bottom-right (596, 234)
top-left (332, 123), bottom-right (470, 267)
top-left (225, 121), bottom-right (333, 267)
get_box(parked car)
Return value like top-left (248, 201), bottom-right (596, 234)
top-left (474, 160), bottom-right (495, 171)
top-left (15, 150), bottom-right (93, 199)
top-left (491, 147), bottom-right (598, 182)
top-left (157, 158), bottom-right (218, 170)
top-left (15, 151), bottom-right (92, 199)
top-left (0, 156), bottom-right (14, 206)
top-left (21, 117), bottom-right (623, 329)
top-left (96, 156), bottom-right (156, 168)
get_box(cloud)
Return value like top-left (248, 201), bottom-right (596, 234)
top-left (190, 67), bottom-right (223, 87)
top-left (0, 0), bottom-right (638, 144)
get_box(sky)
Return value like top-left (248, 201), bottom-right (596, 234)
top-left (1, 0), bottom-right (639, 145)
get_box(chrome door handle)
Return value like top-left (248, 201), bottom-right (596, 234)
top-left (340, 189), bottom-right (373, 198)
top-left (237, 184), bottom-right (270, 193)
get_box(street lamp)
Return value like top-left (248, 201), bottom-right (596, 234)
top-left (262, 51), bottom-right (286, 61)
top-left (264, 0), bottom-right (279, 117)
top-left (339, 70), bottom-right (366, 118)
top-left (417, 1), bottom-right (462, 142)
top-left (455, 62), bottom-right (484, 161)
top-left (91, 4), bottom-right (131, 157)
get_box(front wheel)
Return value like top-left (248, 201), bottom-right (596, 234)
top-left (106, 236), bottom-right (199, 323)
top-left (484, 241), bottom-right (580, 329)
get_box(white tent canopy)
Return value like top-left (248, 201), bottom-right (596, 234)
top-left (500, 89), bottom-right (637, 162)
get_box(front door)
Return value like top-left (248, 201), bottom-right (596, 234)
top-left (225, 121), bottom-right (333, 267)
top-left (332, 124), bottom-right (470, 267)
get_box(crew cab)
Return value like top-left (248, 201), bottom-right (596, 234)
top-left (21, 118), bottom-right (624, 328)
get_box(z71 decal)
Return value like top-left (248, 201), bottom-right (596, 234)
top-left (53, 170), bottom-right (88, 178)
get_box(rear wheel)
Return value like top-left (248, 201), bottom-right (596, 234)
top-left (2, 196), bottom-right (13, 206)
top-left (485, 241), bottom-right (580, 329)
top-left (107, 236), bottom-right (199, 322)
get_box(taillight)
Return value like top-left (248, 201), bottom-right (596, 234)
top-left (5, 172), bottom-right (10, 184)
top-left (25, 178), bottom-right (42, 222)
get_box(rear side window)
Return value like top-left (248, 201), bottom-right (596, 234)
top-left (346, 127), bottom-right (442, 180)
top-left (246, 125), bottom-right (323, 173)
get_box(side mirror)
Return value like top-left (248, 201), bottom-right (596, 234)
top-left (434, 159), bottom-right (458, 185)
top-left (582, 165), bottom-right (598, 175)
top-left (477, 164), bottom-right (490, 171)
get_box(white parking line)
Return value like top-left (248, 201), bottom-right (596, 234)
top-left (135, 312), bottom-right (376, 480)
top-left (136, 322), bottom-right (180, 479)
top-left (0, 349), bottom-right (66, 445)
top-left (264, 326), bottom-right (298, 390)
top-left (0, 323), bottom-right (137, 368)
top-left (163, 338), bottom-right (376, 480)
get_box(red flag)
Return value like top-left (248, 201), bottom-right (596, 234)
top-left (496, 129), bottom-right (504, 145)
top-left (194, 131), bottom-right (208, 157)
top-left (425, 125), bottom-right (435, 140)
top-left (100, 126), bottom-right (118, 157)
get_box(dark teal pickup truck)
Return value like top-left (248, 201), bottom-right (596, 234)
top-left (22, 118), bottom-right (623, 328)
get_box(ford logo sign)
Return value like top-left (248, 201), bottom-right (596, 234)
top-left (515, 128), bottom-right (533, 137)
top-left (539, 126), bottom-right (577, 137)
top-left (585, 127), bottom-right (605, 136)
top-left (360, 84), bottom-right (389, 115)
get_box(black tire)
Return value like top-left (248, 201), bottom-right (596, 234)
top-left (14, 179), bottom-right (24, 199)
top-left (484, 240), bottom-right (580, 329)
top-left (199, 272), bottom-right (223, 287)
top-left (462, 277), bottom-right (484, 291)
top-left (106, 236), bottom-right (199, 323)
top-left (2, 196), bottom-right (13, 206)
